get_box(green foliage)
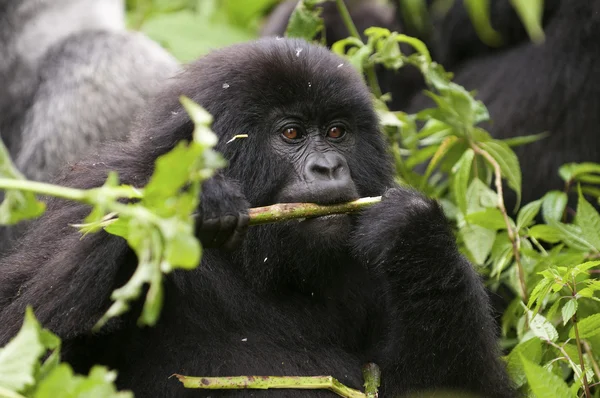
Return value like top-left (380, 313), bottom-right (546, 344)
top-left (2, 1), bottom-right (600, 397)
top-left (285, 0), bottom-right (326, 42)
top-left (0, 307), bottom-right (131, 398)
top-left (125, 0), bottom-right (272, 62)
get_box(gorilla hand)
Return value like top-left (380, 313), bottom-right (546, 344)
top-left (196, 174), bottom-right (250, 250)
top-left (352, 187), bottom-right (456, 267)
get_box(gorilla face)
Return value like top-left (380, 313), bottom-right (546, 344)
top-left (136, 38), bottom-right (394, 246)
top-left (272, 116), bottom-right (360, 237)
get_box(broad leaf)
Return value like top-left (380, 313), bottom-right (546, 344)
top-left (520, 355), bottom-right (574, 397)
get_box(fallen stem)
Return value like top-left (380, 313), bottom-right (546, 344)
top-left (173, 374), bottom-right (367, 398)
top-left (362, 363), bottom-right (381, 398)
top-left (248, 196), bottom-right (382, 226)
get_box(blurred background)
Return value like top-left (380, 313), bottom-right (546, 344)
top-left (126, 0), bottom-right (293, 61)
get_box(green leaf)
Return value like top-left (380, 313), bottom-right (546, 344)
top-left (516, 199), bottom-right (542, 231)
top-left (165, 233), bottom-right (201, 270)
top-left (180, 96), bottom-right (217, 147)
top-left (490, 233), bottom-right (513, 278)
top-left (501, 131), bottom-right (549, 147)
top-left (576, 187), bottom-right (600, 251)
top-left (559, 162), bottom-right (600, 182)
top-left (420, 135), bottom-right (458, 189)
top-left (0, 308), bottom-right (46, 392)
top-left (285, 0), bottom-right (325, 41)
top-left (505, 338), bottom-right (542, 388)
top-left (479, 140), bottom-right (522, 208)
top-left (33, 364), bottom-right (133, 398)
top-left (0, 190), bottom-right (46, 225)
top-left (527, 309), bottom-right (558, 342)
top-left (528, 224), bottom-right (562, 243)
top-left (569, 313), bottom-right (600, 339)
top-left (542, 190), bottom-right (567, 223)
top-left (520, 355), bottom-right (574, 398)
top-left (561, 299), bottom-right (578, 325)
top-left (452, 149), bottom-right (475, 215)
top-left (139, 10), bottom-right (255, 63)
top-left (527, 278), bottom-right (552, 312)
top-left (0, 139), bottom-right (47, 225)
top-left (548, 219), bottom-right (596, 252)
top-left (464, 0), bottom-right (503, 47)
top-left (143, 142), bottom-right (203, 213)
top-left (460, 223), bottom-right (496, 265)
top-left (465, 207), bottom-right (507, 230)
top-left (509, 0), bottom-right (545, 43)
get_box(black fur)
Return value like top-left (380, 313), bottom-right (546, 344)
top-left (407, 0), bottom-right (600, 206)
top-left (0, 38), bottom-right (515, 397)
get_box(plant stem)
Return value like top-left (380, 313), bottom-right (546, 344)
top-left (546, 339), bottom-right (582, 379)
top-left (362, 363), bottom-right (381, 398)
top-left (0, 178), bottom-right (144, 204)
top-left (248, 196), bottom-right (382, 226)
top-left (583, 341), bottom-right (600, 381)
top-left (335, 0), bottom-right (361, 39)
top-left (174, 375), bottom-right (366, 398)
top-left (471, 143), bottom-right (528, 303)
top-left (334, 0), bottom-right (382, 98)
top-left (0, 178), bottom-right (88, 202)
top-left (572, 277), bottom-right (592, 398)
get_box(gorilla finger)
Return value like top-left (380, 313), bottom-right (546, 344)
top-left (211, 215), bottom-right (238, 247)
top-left (223, 213), bottom-right (249, 251)
top-left (198, 218), bottom-right (220, 247)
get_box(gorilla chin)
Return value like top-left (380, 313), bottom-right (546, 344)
top-left (300, 213), bottom-right (353, 239)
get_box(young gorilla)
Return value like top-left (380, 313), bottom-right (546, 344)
top-left (0, 38), bottom-right (515, 397)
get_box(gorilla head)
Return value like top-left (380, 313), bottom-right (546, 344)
top-left (132, 38), bottom-right (393, 249)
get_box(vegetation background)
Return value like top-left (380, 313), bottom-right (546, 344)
top-left (2, 1), bottom-right (600, 397)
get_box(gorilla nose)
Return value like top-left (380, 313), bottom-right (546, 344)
top-left (300, 153), bottom-right (356, 205)
top-left (305, 152), bottom-right (349, 182)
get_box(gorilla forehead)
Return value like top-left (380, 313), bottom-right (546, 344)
top-left (185, 38), bottom-right (374, 123)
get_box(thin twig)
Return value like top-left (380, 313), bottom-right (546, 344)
top-left (248, 196), bottom-right (381, 226)
top-left (572, 277), bottom-right (592, 398)
top-left (174, 375), bottom-right (367, 398)
top-left (583, 341), bottom-right (600, 381)
top-left (334, 0), bottom-right (382, 97)
top-left (471, 143), bottom-right (528, 302)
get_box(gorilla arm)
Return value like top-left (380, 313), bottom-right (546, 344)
top-left (352, 188), bottom-right (515, 398)
top-left (0, 144), bottom-right (249, 346)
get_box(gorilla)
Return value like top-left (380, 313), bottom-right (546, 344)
top-left (407, 0), bottom-right (600, 208)
top-left (0, 0), bottom-right (178, 253)
top-left (0, 38), bottom-right (515, 397)
top-left (0, 0), bottom-right (178, 181)
top-left (264, 0), bottom-right (600, 207)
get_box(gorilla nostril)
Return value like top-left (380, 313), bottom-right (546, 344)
top-left (306, 153), bottom-right (348, 181)
top-left (310, 163), bottom-right (335, 180)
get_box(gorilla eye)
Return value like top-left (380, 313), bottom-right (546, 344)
top-left (282, 127), bottom-right (301, 140)
top-left (327, 126), bottom-right (346, 139)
